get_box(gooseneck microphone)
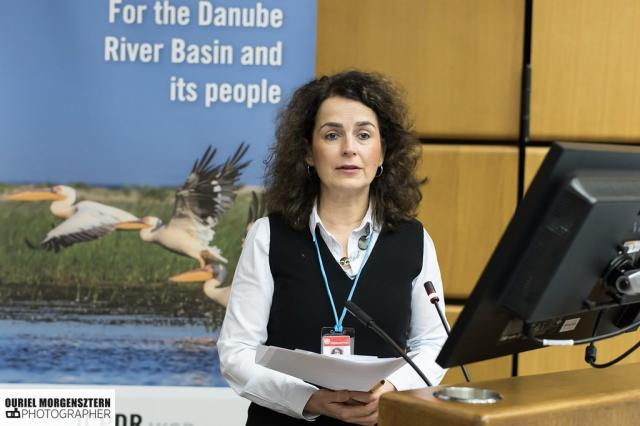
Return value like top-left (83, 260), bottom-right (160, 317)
top-left (424, 281), bottom-right (471, 383)
top-left (345, 300), bottom-right (432, 387)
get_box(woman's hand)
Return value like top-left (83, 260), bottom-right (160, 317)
top-left (303, 381), bottom-right (396, 425)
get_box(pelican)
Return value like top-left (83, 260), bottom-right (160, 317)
top-left (3, 185), bottom-right (139, 251)
top-left (168, 189), bottom-right (265, 307)
top-left (169, 263), bottom-right (230, 307)
top-left (120, 143), bottom-right (250, 274)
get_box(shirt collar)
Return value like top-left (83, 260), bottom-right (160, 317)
top-left (309, 199), bottom-right (377, 237)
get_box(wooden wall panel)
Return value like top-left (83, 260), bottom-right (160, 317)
top-left (417, 145), bottom-right (517, 299)
top-left (316, 0), bottom-right (523, 139)
top-left (531, 0), bottom-right (640, 142)
top-left (441, 304), bottom-right (511, 384)
top-left (417, 145), bottom-right (548, 299)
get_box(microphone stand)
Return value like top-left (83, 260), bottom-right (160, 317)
top-left (346, 301), bottom-right (503, 404)
top-left (345, 300), bottom-right (432, 387)
top-left (420, 283), bottom-right (503, 404)
top-left (424, 281), bottom-right (471, 383)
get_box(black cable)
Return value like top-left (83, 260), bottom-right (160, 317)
top-left (584, 310), bottom-right (640, 368)
top-left (574, 320), bottom-right (640, 345)
top-left (584, 311), bottom-right (603, 364)
top-left (512, 0), bottom-right (534, 378)
top-left (592, 310), bottom-right (603, 335)
top-left (589, 340), bottom-right (640, 368)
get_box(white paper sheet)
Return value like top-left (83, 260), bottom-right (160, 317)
top-left (255, 345), bottom-right (409, 391)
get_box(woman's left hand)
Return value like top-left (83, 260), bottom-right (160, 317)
top-left (345, 380), bottom-right (397, 425)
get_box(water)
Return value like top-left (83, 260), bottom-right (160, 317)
top-left (0, 313), bottom-right (228, 386)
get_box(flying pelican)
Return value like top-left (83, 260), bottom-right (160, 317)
top-left (169, 263), bottom-right (230, 307)
top-left (167, 190), bottom-right (266, 307)
top-left (3, 185), bottom-right (139, 251)
top-left (120, 143), bottom-right (250, 276)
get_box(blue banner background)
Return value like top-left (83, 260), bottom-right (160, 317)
top-left (0, 0), bottom-right (316, 186)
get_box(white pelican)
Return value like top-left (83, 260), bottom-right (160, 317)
top-left (4, 185), bottom-right (139, 251)
top-left (168, 191), bottom-right (265, 307)
top-left (168, 189), bottom-right (267, 306)
top-left (169, 263), bottom-right (230, 307)
top-left (120, 143), bottom-right (250, 274)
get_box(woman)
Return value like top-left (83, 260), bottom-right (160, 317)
top-left (218, 70), bottom-right (447, 425)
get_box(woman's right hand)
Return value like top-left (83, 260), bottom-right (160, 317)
top-left (303, 389), bottom-right (378, 425)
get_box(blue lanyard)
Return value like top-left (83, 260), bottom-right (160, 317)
top-left (312, 225), bottom-right (373, 332)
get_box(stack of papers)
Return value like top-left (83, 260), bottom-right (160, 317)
top-left (255, 345), bottom-right (409, 391)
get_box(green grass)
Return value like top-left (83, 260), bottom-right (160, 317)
top-left (0, 184), bottom-right (256, 321)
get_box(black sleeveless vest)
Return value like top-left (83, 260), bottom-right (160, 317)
top-left (246, 213), bottom-right (423, 426)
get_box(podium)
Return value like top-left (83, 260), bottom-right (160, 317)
top-left (379, 362), bottom-right (640, 426)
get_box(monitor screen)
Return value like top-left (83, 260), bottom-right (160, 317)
top-left (437, 142), bottom-right (640, 368)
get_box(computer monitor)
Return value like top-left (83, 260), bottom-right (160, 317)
top-left (437, 142), bottom-right (640, 368)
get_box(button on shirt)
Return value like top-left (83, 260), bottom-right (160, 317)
top-left (217, 203), bottom-right (448, 420)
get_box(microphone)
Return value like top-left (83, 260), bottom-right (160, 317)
top-left (345, 300), bottom-right (432, 387)
top-left (423, 281), bottom-right (471, 382)
top-left (357, 223), bottom-right (371, 250)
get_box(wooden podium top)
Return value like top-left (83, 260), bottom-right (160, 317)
top-left (379, 362), bottom-right (640, 426)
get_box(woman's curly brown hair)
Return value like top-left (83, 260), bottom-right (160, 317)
top-left (264, 70), bottom-right (422, 230)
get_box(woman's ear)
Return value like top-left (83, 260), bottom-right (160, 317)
top-left (304, 140), bottom-right (314, 166)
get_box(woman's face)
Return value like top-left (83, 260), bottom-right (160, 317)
top-left (307, 96), bottom-right (384, 198)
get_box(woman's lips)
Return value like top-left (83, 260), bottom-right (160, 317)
top-left (336, 165), bottom-right (362, 175)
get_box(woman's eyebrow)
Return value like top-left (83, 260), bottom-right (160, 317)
top-left (318, 122), bottom-right (344, 130)
top-left (318, 121), bottom-right (377, 130)
top-left (356, 121), bottom-right (377, 128)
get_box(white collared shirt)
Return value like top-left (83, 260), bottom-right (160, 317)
top-left (309, 201), bottom-right (379, 278)
top-left (217, 206), bottom-right (448, 420)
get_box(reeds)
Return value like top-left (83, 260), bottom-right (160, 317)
top-left (0, 184), bottom-right (253, 323)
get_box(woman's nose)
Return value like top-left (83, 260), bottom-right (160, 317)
top-left (342, 134), bottom-right (357, 156)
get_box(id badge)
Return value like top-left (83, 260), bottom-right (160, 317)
top-left (321, 327), bottom-right (355, 355)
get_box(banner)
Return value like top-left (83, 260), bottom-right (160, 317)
top-left (0, 1), bottom-right (316, 423)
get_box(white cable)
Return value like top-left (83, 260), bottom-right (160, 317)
top-left (541, 339), bottom-right (575, 346)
